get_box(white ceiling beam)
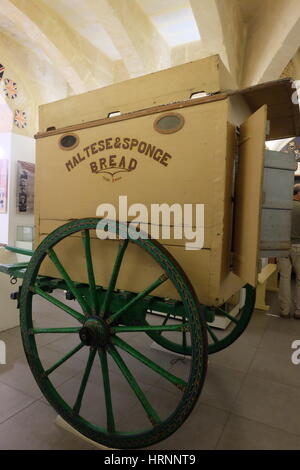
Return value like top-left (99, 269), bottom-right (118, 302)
top-left (242, 0), bottom-right (300, 86)
top-left (1, 0), bottom-right (114, 94)
top-left (190, 0), bottom-right (245, 87)
top-left (109, 0), bottom-right (171, 74)
top-left (1, 0), bottom-right (86, 94)
top-left (84, 0), bottom-right (145, 78)
top-left (171, 40), bottom-right (209, 66)
top-left (84, 0), bottom-right (170, 78)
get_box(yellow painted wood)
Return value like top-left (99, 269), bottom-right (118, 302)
top-left (38, 55), bottom-right (227, 132)
top-left (232, 105), bottom-right (267, 286)
top-left (258, 263), bottom-right (277, 284)
top-left (255, 263), bottom-right (277, 311)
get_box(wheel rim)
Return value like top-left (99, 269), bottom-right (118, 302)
top-left (20, 218), bottom-right (207, 449)
top-left (206, 285), bottom-right (255, 354)
top-left (146, 285), bottom-right (255, 355)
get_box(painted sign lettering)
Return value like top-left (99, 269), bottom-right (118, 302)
top-left (64, 136), bottom-right (172, 182)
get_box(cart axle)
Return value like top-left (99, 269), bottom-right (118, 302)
top-left (79, 317), bottom-right (110, 348)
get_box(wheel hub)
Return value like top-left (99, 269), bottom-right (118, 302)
top-left (79, 317), bottom-right (110, 347)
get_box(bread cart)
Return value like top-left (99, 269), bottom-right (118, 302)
top-left (0, 55), bottom-right (299, 448)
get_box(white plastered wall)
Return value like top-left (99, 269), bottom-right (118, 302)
top-left (0, 132), bottom-right (35, 331)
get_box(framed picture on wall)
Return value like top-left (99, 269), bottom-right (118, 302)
top-left (16, 161), bottom-right (35, 214)
top-left (0, 159), bottom-right (8, 214)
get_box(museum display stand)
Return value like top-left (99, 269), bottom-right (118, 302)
top-left (55, 416), bottom-right (113, 450)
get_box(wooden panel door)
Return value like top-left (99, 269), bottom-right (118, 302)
top-left (233, 105), bottom-right (267, 286)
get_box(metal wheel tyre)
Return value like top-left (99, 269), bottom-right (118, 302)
top-left (20, 218), bottom-right (208, 449)
top-left (146, 285), bottom-right (255, 355)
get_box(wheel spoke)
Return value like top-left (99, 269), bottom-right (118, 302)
top-left (108, 344), bottom-right (161, 426)
top-left (206, 324), bottom-right (219, 343)
top-left (30, 286), bottom-right (85, 324)
top-left (73, 347), bottom-right (97, 415)
top-left (98, 349), bottom-right (115, 433)
top-left (45, 343), bottom-right (84, 376)
top-left (182, 317), bottom-right (187, 349)
top-left (107, 274), bottom-right (168, 325)
top-left (158, 312), bottom-right (176, 336)
top-left (47, 248), bottom-right (91, 315)
top-left (30, 327), bottom-right (81, 334)
top-left (81, 229), bottom-right (98, 315)
top-left (112, 336), bottom-right (187, 391)
top-left (161, 313), bottom-right (171, 327)
top-left (101, 240), bottom-right (128, 317)
top-left (111, 324), bottom-right (189, 333)
top-left (216, 308), bottom-right (239, 324)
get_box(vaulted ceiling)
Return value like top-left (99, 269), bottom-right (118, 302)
top-left (0, 0), bottom-right (299, 135)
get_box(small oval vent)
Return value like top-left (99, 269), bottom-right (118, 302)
top-left (59, 134), bottom-right (79, 150)
top-left (154, 113), bottom-right (185, 134)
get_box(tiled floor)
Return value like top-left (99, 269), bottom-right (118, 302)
top-left (1, 290), bottom-right (300, 450)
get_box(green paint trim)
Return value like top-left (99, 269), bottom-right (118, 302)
top-left (31, 327), bottom-right (81, 334)
top-left (111, 324), bottom-right (188, 333)
top-left (107, 274), bottom-right (168, 325)
top-left (5, 246), bottom-right (33, 257)
top-left (73, 347), bottom-right (97, 415)
top-left (47, 247), bottom-right (91, 315)
top-left (32, 285), bottom-right (85, 324)
top-left (113, 336), bottom-right (186, 390)
top-left (101, 240), bottom-right (128, 317)
top-left (45, 343), bottom-right (84, 376)
top-left (98, 349), bottom-right (115, 433)
top-left (108, 344), bottom-right (161, 426)
top-left (81, 229), bottom-right (98, 315)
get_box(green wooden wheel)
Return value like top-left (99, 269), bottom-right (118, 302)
top-left (20, 218), bottom-right (207, 449)
top-left (145, 285), bottom-right (255, 355)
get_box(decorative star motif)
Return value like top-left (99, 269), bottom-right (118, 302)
top-left (4, 78), bottom-right (17, 99)
top-left (14, 110), bottom-right (28, 129)
top-left (0, 64), bottom-right (4, 81)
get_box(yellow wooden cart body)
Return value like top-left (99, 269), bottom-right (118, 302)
top-left (35, 55), bottom-right (299, 307)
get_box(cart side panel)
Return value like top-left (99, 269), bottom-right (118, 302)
top-left (35, 99), bottom-right (232, 306)
top-left (35, 101), bottom-right (229, 250)
top-left (232, 105), bottom-right (267, 286)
